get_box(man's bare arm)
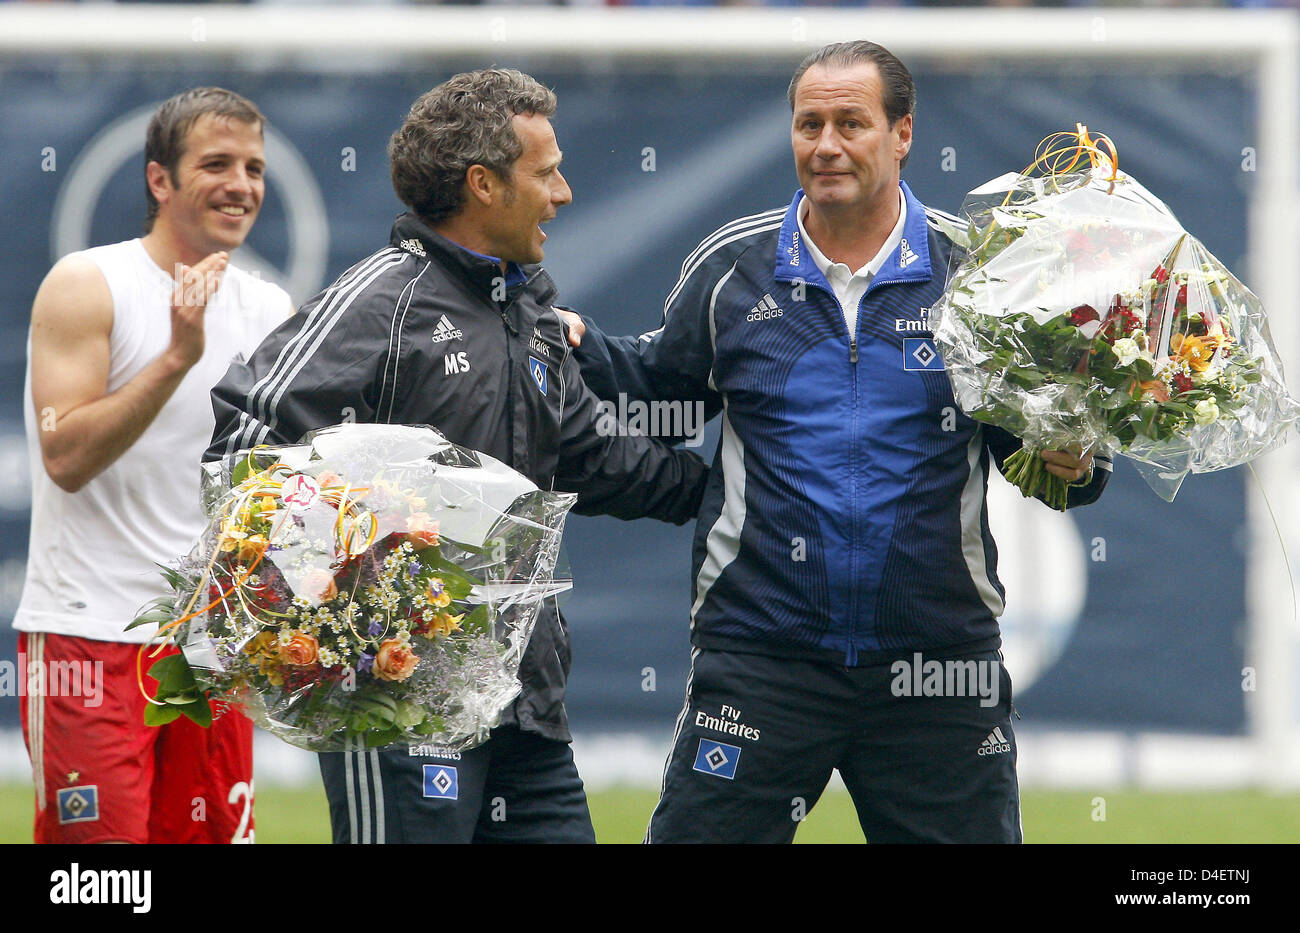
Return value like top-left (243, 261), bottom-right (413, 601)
top-left (31, 251), bottom-right (227, 493)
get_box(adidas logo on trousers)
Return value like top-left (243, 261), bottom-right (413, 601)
top-left (978, 726), bottom-right (1012, 756)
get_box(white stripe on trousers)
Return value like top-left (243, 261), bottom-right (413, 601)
top-left (344, 738), bottom-right (358, 844)
top-left (357, 740), bottom-right (371, 844)
top-left (370, 748), bottom-right (385, 844)
top-left (345, 738), bottom-right (387, 844)
top-left (28, 633), bottom-right (45, 812)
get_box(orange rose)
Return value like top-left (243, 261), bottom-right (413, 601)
top-left (278, 632), bottom-right (319, 666)
top-left (373, 638), bottom-right (420, 682)
top-left (406, 512), bottom-right (440, 550)
top-left (317, 471), bottom-right (343, 487)
top-left (299, 569), bottom-right (338, 604)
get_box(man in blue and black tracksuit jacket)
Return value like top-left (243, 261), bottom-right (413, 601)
top-left (564, 42), bottom-right (1110, 843)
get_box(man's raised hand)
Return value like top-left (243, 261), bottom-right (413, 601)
top-left (557, 308), bottom-right (585, 347)
top-left (169, 251), bottom-right (228, 368)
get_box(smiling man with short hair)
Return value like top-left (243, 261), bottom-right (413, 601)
top-left (15, 87), bottom-right (292, 844)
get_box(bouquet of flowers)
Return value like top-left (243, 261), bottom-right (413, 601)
top-left (930, 126), bottom-right (1300, 503)
top-left (130, 423), bottom-right (575, 752)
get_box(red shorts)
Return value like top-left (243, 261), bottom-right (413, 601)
top-left (18, 631), bottom-right (255, 844)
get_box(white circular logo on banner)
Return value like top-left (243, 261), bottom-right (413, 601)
top-left (50, 102), bottom-right (329, 302)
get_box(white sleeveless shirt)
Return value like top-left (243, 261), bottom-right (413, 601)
top-left (13, 239), bottom-right (292, 643)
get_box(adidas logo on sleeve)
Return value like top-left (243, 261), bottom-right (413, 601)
top-left (746, 293), bottom-right (783, 322)
top-left (977, 726), bottom-right (1012, 756)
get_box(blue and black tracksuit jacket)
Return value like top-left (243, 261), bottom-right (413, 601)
top-left (574, 183), bottom-right (1109, 667)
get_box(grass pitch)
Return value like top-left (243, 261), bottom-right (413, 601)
top-left (1, 783), bottom-right (1297, 843)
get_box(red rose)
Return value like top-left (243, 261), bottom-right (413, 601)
top-left (1153, 265), bottom-right (1169, 284)
top-left (1171, 373), bottom-right (1194, 394)
top-left (282, 666), bottom-right (320, 692)
top-left (1065, 232), bottom-right (1091, 254)
top-left (1068, 304), bottom-right (1099, 326)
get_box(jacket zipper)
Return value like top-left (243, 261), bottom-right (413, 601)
top-left (807, 275), bottom-right (862, 666)
top-left (847, 296), bottom-right (860, 667)
top-left (497, 289), bottom-right (519, 472)
top-left (497, 267), bottom-right (555, 476)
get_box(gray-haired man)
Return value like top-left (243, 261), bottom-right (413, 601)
top-left (206, 69), bottom-right (709, 844)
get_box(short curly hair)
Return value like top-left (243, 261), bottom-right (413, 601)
top-left (389, 69), bottom-right (557, 225)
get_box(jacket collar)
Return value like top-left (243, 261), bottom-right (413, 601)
top-left (389, 212), bottom-right (545, 301)
top-left (774, 181), bottom-right (933, 288)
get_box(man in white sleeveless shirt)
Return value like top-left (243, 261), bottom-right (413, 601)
top-left (14, 88), bottom-right (292, 843)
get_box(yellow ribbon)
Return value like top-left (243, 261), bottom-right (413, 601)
top-left (136, 457), bottom-right (377, 704)
top-left (975, 124), bottom-right (1122, 259)
top-left (1026, 122), bottom-right (1119, 186)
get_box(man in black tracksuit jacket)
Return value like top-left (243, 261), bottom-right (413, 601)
top-left (204, 70), bottom-right (706, 843)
